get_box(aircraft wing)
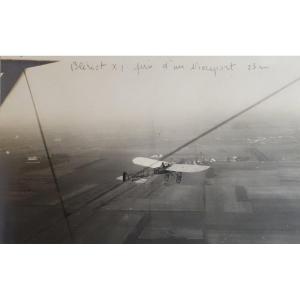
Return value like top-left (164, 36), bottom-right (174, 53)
top-left (133, 157), bottom-right (210, 173)
top-left (0, 59), bottom-right (57, 106)
top-left (166, 164), bottom-right (210, 173)
top-left (132, 157), bottom-right (166, 168)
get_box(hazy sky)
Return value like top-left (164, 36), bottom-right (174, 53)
top-left (2, 57), bottom-right (300, 139)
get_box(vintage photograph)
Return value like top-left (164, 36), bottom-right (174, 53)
top-left (1, 56), bottom-right (300, 243)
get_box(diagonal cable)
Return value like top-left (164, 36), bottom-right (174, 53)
top-left (24, 70), bottom-right (74, 242)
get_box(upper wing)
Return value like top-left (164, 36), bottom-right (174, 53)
top-left (166, 164), bottom-right (210, 173)
top-left (132, 157), bottom-right (166, 168)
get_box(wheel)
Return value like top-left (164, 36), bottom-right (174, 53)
top-left (176, 173), bottom-right (182, 183)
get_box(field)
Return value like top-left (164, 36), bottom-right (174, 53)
top-left (2, 122), bottom-right (300, 243)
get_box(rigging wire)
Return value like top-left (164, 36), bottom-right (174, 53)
top-left (24, 70), bottom-right (74, 242)
top-left (160, 76), bottom-right (300, 161)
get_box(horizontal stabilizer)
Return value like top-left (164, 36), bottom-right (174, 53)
top-left (116, 175), bottom-right (148, 184)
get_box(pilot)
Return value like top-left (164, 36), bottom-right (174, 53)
top-left (161, 162), bottom-right (169, 168)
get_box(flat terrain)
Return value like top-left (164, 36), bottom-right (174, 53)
top-left (3, 125), bottom-right (300, 243)
top-left (66, 161), bottom-right (300, 243)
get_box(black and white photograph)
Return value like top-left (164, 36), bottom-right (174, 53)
top-left (2, 57), bottom-right (300, 243)
top-left (2, 2), bottom-right (300, 300)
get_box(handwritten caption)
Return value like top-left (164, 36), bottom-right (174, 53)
top-left (70, 61), bottom-right (269, 76)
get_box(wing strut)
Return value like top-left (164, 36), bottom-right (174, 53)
top-left (24, 70), bottom-right (74, 242)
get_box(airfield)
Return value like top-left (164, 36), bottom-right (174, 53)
top-left (2, 121), bottom-right (300, 243)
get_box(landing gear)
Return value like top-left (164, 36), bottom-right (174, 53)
top-left (164, 173), bottom-right (170, 182)
top-left (122, 171), bottom-right (129, 182)
top-left (176, 172), bottom-right (182, 184)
